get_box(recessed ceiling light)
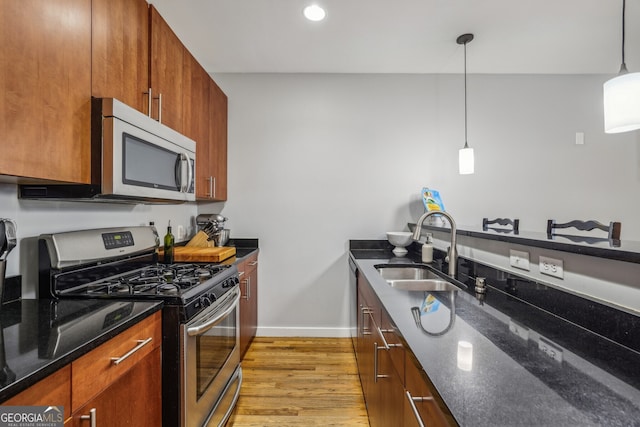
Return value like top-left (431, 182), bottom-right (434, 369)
top-left (303, 4), bottom-right (326, 22)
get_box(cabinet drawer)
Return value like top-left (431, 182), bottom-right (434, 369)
top-left (71, 312), bottom-right (161, 411)
top-left (404, 352), bottom-right (455, 427)
top-left (237, 252), bottom-right (258, 275)
top-left (380, 311), bottom-right (404, 380)
top-left (2, 365), bottom-right (71, 421)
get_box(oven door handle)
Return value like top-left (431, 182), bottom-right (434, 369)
top-left (187, 287), bottom-right (241, 336)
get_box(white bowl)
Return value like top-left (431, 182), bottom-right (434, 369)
top-left (387, 231), bottom-right (413, 256)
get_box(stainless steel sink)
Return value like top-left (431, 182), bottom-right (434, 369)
top-left (375, 265), bottom-right (459, 292)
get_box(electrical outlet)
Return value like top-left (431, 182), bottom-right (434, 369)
top-left (539, 256), bottom-right (564, 279)
top-left (509, 249), bottom-right (530, 271)
top-left (508, 319), bottom-right (530, 341)
top-left (538, 336), bottom-right (563, 363)
top-left (177, 225), bottom-right (186, 240)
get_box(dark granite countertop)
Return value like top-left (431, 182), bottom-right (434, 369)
top-left (0, 238), bottom-right (258, 403)
top-left (351, 244), bottom-right (640, 427)
top-left (0, 299), bottom-right (163, 402)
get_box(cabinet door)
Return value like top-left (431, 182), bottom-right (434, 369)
top-left (2, 366), bottom-right (71, 421)
top-left (371, 317), bottom-right (405, 427)
top-left (92, 0), bottom-right (149, 114)
top-left (149, 6), bottom-right (184, 133)
top-left (0, 0), bottom-right (91, 183)
top-left (238, 253), bottom-right (258, 358)
top-left (185, 54), bottom-right (213, 200)
top-left (206, 79), bottom-right (228, 201)
top-left (404, 353), bottom-right (452, 427)
top-left (356, 281), bottom-right (373, 407)
top-left (69, 347), bottom-right (162, 427)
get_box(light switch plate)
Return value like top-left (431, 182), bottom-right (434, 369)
top-left (509, 249), bottom-right (530, 271)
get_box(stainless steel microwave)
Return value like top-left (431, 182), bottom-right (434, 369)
top-left (20, 98), bottom-right (196, 203)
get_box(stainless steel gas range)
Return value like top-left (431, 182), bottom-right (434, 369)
top-left (38, 226), bottom-right (242, 427)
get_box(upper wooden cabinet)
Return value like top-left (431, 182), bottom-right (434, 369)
top-left (91, 0), bottom-right (150, 115)
top-left (1, 0), bottom-right (228, 194)
top-left (199, 79), bottom-right (228, 201)
top-left (0, 0), bottom-right (92, 184)
top-left (149, 6), bottom-right (185, 134)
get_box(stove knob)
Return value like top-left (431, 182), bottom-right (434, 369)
top-left (209, 293), bottom-right (217, 303)
top-left (200, 295), bottom-right (212, 307)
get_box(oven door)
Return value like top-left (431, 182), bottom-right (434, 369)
top-left (182, 287), bottom-right (242, 427)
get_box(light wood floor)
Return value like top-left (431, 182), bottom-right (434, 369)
top-left (227, 337), bottom-right (370, 426)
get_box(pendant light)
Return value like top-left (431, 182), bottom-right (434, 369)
top-left (603, 0), bottom-right (640, 133)
top-left (457, 33), bottom-right (475, 175)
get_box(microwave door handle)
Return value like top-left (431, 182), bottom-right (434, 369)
top-left (186, 153), bottom-right (193, 193)
top-left (178, 153), bottom-right (192, 193)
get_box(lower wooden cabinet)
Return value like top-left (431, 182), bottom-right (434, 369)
top-left (238, 252), bottom-right (259, 359)
top-left (2, 366), bottom-right (72, 421)
top-left (404, 352), bottom-right (452, 427)
top-left (356, 274), bottom-right (455, 427)
top-left (356, 273), bottom-right (404, 427)
top-left (1, 312), bottom-right (162, 426)
top-left (68, 347), bottom-right (161, 426)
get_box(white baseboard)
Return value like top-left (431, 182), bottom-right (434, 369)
top-left (256, 326), bottom-right (355, 338)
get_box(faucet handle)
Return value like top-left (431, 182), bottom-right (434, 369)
top-left (474, 277), bottom-right (487, 294)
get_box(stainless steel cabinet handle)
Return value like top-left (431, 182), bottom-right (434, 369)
top-left (207, 176), bottom-right (213, 198)
top-left (373, 342), bottom-right (389, 383)
top-left (379, 328), bottom-right (403, 348)
top-left (145, 88), bottom-right (153, 118)
top-left (80, 408), bottom-right (97, 427)
top-left (212, 176), bottom-right (216, 198)
top-left (377, 327), bottom-right (390, 350)
top-left (360, 306), bottom-right (372, 336)
top-left (242, 277), bottom-right (250, 300)
top-left (238, 271), bottom-right (245, 277)
top-left (405, 390), bottom-right (433, 427)
top-left (157, 93), bottom-right (163, 123)
top-left (249, 261), bottom-right (258, 266)
top-left (110, 337), bottom-right (153, 365)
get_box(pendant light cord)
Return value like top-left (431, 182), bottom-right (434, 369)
top-left (464, 40), bottom-right (468, 148)
top-left (620, 0), bottom-right (628, 73)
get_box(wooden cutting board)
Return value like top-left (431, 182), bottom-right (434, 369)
top-left (159, 246), bottom-right (236, 262)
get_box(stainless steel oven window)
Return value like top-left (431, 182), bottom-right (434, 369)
top-left (196, 305), bottom-right (236, 398)
top-left (183, 288), bottom-right (241, 427)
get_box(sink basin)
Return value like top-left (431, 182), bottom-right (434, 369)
top-left (375, 265), bottom-right (460, 292)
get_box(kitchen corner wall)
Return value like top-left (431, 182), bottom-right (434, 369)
top-left (0, 183), bottom-right (198, 298)
top-left (211, 72), bottom-right (640, 337)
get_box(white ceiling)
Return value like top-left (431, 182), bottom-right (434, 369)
top-left (149, 0), bottom-right (639, 75)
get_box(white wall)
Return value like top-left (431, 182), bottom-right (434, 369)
top-left (3, 72), bottom-right (639, 330)
top-left (0, 183), bottom-right (197, 298)
top-left (210, 73), bottom-right (640, 336)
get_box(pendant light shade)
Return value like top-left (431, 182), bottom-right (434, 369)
top-left (604, 72), bottom-right (640, 133)
top-left (459, 144), bottom-right (474, 175)
top-left (603, 0), bottom-right (640, 133)
top-left (457, 33), bottom-right (474, 175)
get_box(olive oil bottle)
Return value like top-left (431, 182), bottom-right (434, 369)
top-left (164, 221), bottom-right (175, 264)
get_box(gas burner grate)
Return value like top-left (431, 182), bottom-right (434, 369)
top-left (85, 263), bottom-right (232, 296)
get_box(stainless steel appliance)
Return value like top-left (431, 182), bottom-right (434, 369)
top-left (38, 226), bottom-right (241, 427)
top-left (0, 219), bottom-right (17, 303)
top-left (20, 98), bottom-right (196, 203)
